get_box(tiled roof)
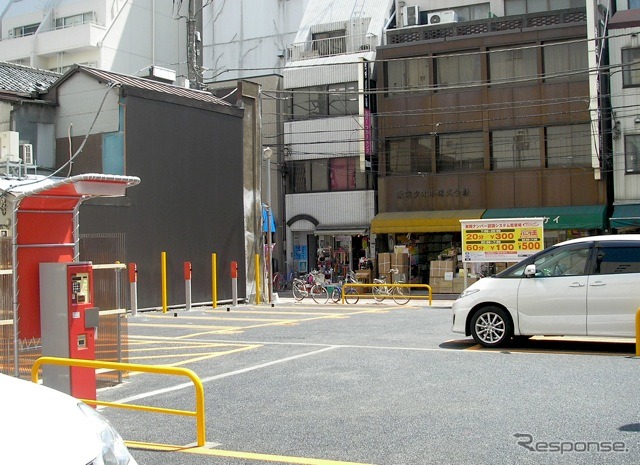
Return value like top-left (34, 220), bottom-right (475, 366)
top-left (75, 66), bottom-right (232, 106)
top-left (0, 61), bottom-right (61, 95)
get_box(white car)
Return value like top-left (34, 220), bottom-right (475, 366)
top-left (0, 372), bottom-right (138, 465)
top-left (452, 234), bottom-right (640, 347)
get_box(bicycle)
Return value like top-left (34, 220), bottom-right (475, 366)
top-left (372, 268), bottom-right (411, 305)
top-left (292, 271), bottom-right (329, 304)
top-left (330, 270), bottom-right (359, 304)
top-left (273, 270), bottom-right (294, 292)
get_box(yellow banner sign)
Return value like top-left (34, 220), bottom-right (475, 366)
top-left (460, 218), bottom-right (544, 263)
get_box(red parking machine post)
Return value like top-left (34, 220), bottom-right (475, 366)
top-left (40, 262), bottom-right (98, 400)
top-left (129, 263), bottom-right (138, 317)
top-left (231, 261), bottom-right (238, 307)
top-left (185, 261), bottom-right (192, 310)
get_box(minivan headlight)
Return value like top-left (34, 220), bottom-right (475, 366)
top-left (458, 288), bottom-right (480, 299)
top-left (78, 403), bottom-right (136, 465)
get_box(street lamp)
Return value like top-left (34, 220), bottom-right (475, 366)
top-left (262, 146), bottom-right (273, 304)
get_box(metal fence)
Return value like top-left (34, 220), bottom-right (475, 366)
top-left (0, 234), bottom-right (129, 382)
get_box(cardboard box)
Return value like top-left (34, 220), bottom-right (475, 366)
top-left (430, 260), bottom-right (455, 277)
top-left (378, 253), bottom-right (391, 277)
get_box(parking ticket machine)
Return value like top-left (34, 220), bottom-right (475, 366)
top-left (40, 262), bottom-right (99, 400)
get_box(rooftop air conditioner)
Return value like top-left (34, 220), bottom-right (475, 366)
top-left (0, 131), bottom-right (20, 163)
top-left (402, 5), bottom-right (419, 27)
top-left (427, 10), bottom-right (459, 26)
top-left (20, 144), bottom-right (34, 165)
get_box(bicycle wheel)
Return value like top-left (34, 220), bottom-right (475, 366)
top-left (372, 280), bottom-right (386, 302)
top-left (311, 284), bottom-right (329, 304)
top-left (392, 285), bottom-right (411, 305)
top-left (344, 286), bottom-right (359, 304)
top-left (292, 280), bottom-right (306, 301)
top-left (331, 286), bottom-right (342, 304)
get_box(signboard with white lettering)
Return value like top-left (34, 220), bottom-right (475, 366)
top-left (460, 218), bottom-right (545, 263)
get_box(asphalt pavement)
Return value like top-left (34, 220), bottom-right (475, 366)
top-left (96, 295), bottom-right (640, 465)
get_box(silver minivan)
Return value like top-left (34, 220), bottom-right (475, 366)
top-left (451, 234), bottom-right (640, 347)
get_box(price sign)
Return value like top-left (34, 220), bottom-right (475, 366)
top-left (460, 218), bottom-right (544, 263)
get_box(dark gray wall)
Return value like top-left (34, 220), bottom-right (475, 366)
top-left (79, 95), bottom-right (245, 309)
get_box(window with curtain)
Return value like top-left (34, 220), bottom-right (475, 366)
top-left (491, 128), bottom-right (540, 169)
top-left (624, 135), bottom-right (640, 174)
top-left (489, 46), bottom-right (538, 85)
top-left (543, 41), bottom-right (588, 82)
top-left (546, 124), bottom-right (591, 167)
top-left (437, 132), bottom-right (484, 172)
top-left (329, 158), bottom-right (356, 190)
top-left (622, 48), bottom-right (640, 87)
top-left (505, 0), bottom-right (583, 14)
top-left (385, 57), bottom-right (430, 96)
top-left (386, 137), bottom-right (432, 175)
top-left (436, 51), bottom-right (481, 88)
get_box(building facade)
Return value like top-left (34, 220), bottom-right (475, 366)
top-left (374, 4), bottom-right (608, 283)
top-left (283, 0), bottom-right (394, 278)
top-left (0, 0), bottom-right (187, 77)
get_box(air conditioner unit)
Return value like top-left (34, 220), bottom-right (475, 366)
top-left (20, 143), bottom-right (34, 165)
top-left (402, 5), bottom-right (420, 27)
top-left (0, 131), bottom-right (20, 163)
top-left (427, 10), bottom-right (459, 26)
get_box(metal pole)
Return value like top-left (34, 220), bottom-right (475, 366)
top-left (211, 253), bottom-right (217, 309)
top-left (263, 147), bottom-right (273, 304)
top-left (161, 251), bottom-right (168, 313)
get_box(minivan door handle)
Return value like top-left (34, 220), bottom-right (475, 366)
top-left (569, 282), bottom-right (585, 288)
top-left (589, 281), bottom-right (606, 287)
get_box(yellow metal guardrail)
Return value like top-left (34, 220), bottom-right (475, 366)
top-left (342, 282), bottom-right (432, 305)
top-left (31, 357), bottom-right (206, 447)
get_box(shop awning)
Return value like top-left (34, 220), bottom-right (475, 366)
top-left (610, 204), bottom-right (640, 229)
top-left (314, 227), bottom-right (368, 236)
top-left (371, 209), bottom-right (485, 234)
top-left (483, 205), bottom-right (606, 230)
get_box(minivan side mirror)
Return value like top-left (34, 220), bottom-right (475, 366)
top-left (524, 264), bottom-right (536, 277)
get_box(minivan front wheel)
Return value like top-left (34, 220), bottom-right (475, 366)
top-left (470, 307), bottom-right (513, 348)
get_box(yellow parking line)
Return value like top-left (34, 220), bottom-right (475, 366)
top-left (126, 441), bottom-right (379, 465)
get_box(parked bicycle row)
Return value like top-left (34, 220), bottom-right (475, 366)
top-left (286, 268), bottom-right (413, 305)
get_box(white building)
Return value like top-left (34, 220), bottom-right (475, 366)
top-left (607, 4), bottom-right (640, 231)
top-left (283, 0), bottom-right (394, 276)
top-left (0, 0), bottom-right (187, 77)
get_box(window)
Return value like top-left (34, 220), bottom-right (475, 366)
top-left (505, 0), bottom-right (583, 15)
top-left (437, 132), bottom-right (484, 172)
top-left (55, 12), bottom-right (95, 29)
top-left (386, 137), bottom-right (432, 175)
top-left (624, 135), bottom-right (640, 174)
top-left (489, 46), bottom-right (537, 85)
top-left (385, 57), bottom-right (430, 96)
top-left (543, 41), bottom-right (588, 82)
top-left (450, 4), bottom-right (491, 21)
top-left (289, 158), bottom-right (370, 193)
top-left (622, 48), bottom-right (640, 87)
top-left (289, 82), bottom-right (358, 120)
top-left (593, 244), bottom-right (640, 275)
top-left (312, 30), bottom-right (345, 56)
top-left (13, 23), bottom-right (39, 37)
top-left (328, 83), bottom-right (358, 116)
top-left (435, 51), bottom-right (481, 88)
top-left (502, 243), bottom-right (591, 278)
top-left (491, 128), bottom-right (540, 169)
top-left (546, 125), bottom-right (591, 167)
top-left (631, 0), bottom-right (640, 10)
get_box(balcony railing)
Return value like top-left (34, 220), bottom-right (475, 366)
top-left (289, 33), bottom-right (378, 61)
top-left (387, 8), bottom-right (587, 44)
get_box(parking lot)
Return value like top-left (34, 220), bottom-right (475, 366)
top-left (98, 297), bottom-right (640, 465)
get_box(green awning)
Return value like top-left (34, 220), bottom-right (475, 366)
top-left (482, 205), bottom-right (606, 230)
top-left (610, 204), bottom-right (640, 229)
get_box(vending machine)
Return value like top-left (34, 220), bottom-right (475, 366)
top-left (40, 262), bottom-right (99, 400)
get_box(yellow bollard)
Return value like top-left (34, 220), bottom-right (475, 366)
top-left (255, 253), bottom-right (261, 305)
top-left (636, 307), bottom-right (640, 357)
top-left (211, 253), bottom-right (217, 309)
top-left (161, 251), bottom-right (168, 313)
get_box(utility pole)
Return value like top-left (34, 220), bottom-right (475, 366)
top-left (186, 0), bottom-right (203, 88)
